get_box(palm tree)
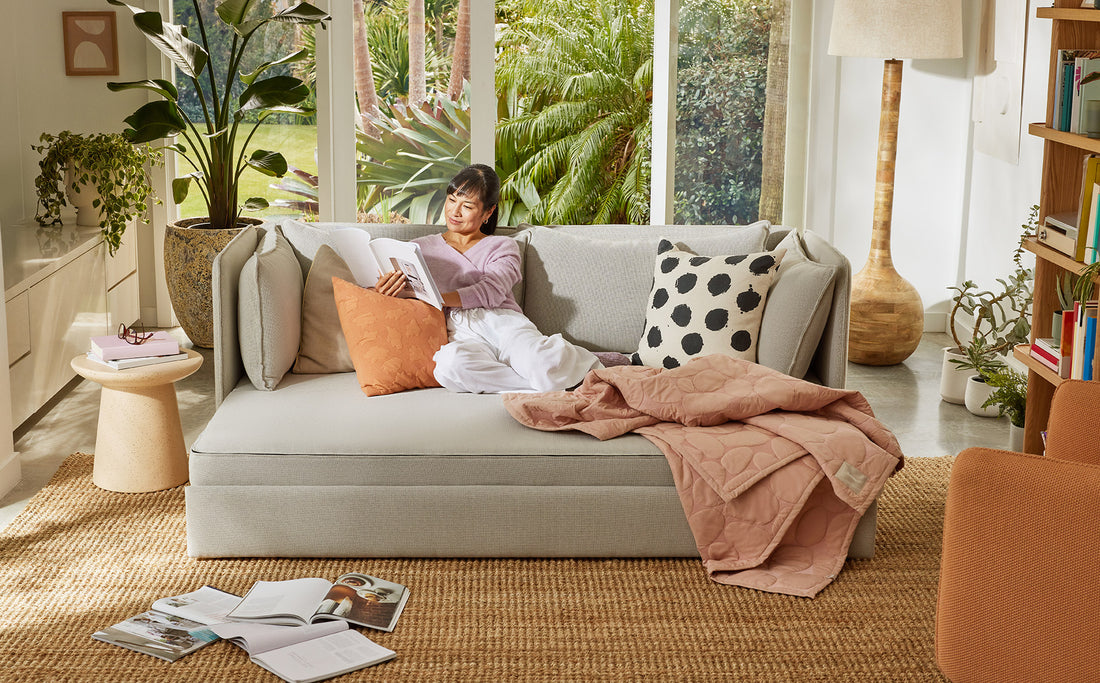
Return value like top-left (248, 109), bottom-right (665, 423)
top-left (408, 0), bottom-right (427, 105)
top-left (447, 0), bottom-right (469, 102)
top-left (353, 0), bottom-right (381, 137)
top-left (496, 0), bottom-right (653, 224)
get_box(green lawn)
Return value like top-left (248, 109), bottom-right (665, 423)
top-left (174, 123), bottom-right (319, 220)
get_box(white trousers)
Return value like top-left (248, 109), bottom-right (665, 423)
top-left (433, 308), bottom-right (602, 393)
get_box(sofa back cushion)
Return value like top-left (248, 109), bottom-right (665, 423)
top-left (517, 223), bottom-right (769, 353)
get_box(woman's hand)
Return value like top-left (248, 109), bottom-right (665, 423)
top-left (375, 270), bottom-right (408, 297)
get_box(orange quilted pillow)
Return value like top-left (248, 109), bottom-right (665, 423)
top-left (332, 277), bottom-right (448, 396)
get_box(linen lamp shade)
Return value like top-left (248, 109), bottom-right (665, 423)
top-left (828, 0), bottom-right (964, 60)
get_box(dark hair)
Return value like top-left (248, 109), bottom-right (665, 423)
top-left (447, 163), bottom-right (500, 234)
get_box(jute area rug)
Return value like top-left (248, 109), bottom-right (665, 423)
top-left (0, 453), bottom-right (952, 682)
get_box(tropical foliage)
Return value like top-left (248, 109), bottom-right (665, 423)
top-left (676, 0), bottom-right (771, 224)
top-left (495, 0), bottom-right (654, 225)
top-left (32, 131), bottom-right (162, 254)
top-left (107, 0), bottom-right (330, 229)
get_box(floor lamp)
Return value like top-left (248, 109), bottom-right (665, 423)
top-left (829, 0), bottom-right (963, 366)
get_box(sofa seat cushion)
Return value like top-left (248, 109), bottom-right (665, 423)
top-left (190, 374), bottom-right (669, 488)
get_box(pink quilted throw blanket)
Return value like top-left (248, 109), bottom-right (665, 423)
top-left (503, 355), bottom-right (904, 598)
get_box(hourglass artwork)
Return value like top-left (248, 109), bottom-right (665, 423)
top-left (62, 11), bottom-right (118, 76)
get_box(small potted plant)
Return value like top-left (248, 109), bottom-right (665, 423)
top-left (32, 130), bottom-right (162, 256)
top-left (981, 366), bottom-right (1028, 450)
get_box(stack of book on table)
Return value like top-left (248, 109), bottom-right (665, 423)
top-left (92, 572), bottom-right (407, 682)
top-left (86, 330), bottom-right (186, 370)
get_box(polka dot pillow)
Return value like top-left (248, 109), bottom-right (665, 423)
top-left (631, 239), bottom-right (784, 369)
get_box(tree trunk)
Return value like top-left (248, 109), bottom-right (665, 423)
top-left (353, 0), bottom-right (381, 138)
top-left (447, 0), bottom-right (470, 102)
top-left (757, 0), bottom-right (790, 224)
top-left (409, 0), bottom-right (428, 106)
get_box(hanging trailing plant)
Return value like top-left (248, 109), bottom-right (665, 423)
top-left (32, 130), bottom-right (163, 256)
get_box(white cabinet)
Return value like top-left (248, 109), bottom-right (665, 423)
top-left (3, 222), bottom-right (139, 427)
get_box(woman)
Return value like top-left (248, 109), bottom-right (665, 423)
top-left (374, 164), bottom-right (601, 393)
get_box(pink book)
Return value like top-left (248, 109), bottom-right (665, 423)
top-left (89, 331), bottom-right (180, 361)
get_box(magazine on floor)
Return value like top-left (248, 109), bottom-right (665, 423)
top-left (91, 586), bottom-right (240, 662)
top-left (332, 228), bottom-right (444, 309)
top-left (211, 620), bottom-right (396, 683)
top-left (226, 572), bottom-right (409, 632)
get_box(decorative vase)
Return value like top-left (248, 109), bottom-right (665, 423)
top-left (64, 165), bottom-right (104, 227)
top-left (1008, 423), bottom-right (1025, 452)
top-left (964, 375), bottom-right (1000, 418)
top-left (939, 346), bottom-right (972, 404)
top-left (1053, 310), bottom-right (1063, 346)
top-left (164, 217), bottom-right (262, 348)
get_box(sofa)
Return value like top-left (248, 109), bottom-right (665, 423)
top-left (184, 220), bottom-right (873, 559)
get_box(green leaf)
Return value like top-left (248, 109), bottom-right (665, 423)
top-left (172, 174), bottom-right (200, 204)
top-left (106, 78), bottom-right (179, 101)
top-left (245, 150), bottom-right (287, 177)
top-left (122, 101), bottom-right (187, 143)
top-left (215, 0), bottom-right (259, 26)
top-left (243, 197), bottom-right (270, 210)
top-left (115, 5), bottom-right (208, 80)
top-left (272, 3), bottom-right (331, 27)
top-left (237, 76), bottom-right (311, 112)
top-left (240, 48), bottom-right (309, 86)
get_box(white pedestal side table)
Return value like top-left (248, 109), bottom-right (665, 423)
top-left (70, 349), bottom-right (203, 493)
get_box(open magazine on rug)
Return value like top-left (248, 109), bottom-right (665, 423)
top-left (226, 572), bottom-right (409, 633)
top-left (211, 620), bottom-right (396, 683)
top-left (332, 229), bottom-right (444, 309)
top-left (91, 586), bottom-right (240, 662)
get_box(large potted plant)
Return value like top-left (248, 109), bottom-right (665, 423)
top-left (940, 207), bottom-right (1034, 403)
top-left (32, 130), bottom-right (162, 256)
top-left (106, 0), bottom-right (330, 347)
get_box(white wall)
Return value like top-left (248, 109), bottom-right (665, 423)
top-left (0, 0), bottom-right (160, 320)
top-left (807, 0), bottom-right (1047, 333)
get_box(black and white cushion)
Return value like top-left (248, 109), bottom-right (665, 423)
top-left (631, 239), bottom-right (783, 369)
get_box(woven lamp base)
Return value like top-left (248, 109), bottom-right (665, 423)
top-left (848, 263), bottom-right (923, 366)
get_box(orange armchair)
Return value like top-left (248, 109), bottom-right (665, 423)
top-left (935, 380), bottom-right (1100, 682)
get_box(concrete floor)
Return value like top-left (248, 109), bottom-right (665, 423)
top-left (0, 330), bottom-right (1011, 532)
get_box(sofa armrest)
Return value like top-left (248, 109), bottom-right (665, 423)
top-left (212, 225), bottom-right (262, 406)
top-left (935, 447), bottom-right (1100, 682)
top-left (800, 230), bottom-right (850, 389)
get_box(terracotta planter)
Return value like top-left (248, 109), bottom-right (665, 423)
top-left (939, 347), bottom-right (973, 404)
top-left (164, 217), bottom-right (261, 348)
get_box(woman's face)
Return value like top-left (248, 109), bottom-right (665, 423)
top-left (444, 189), bottom-right (495, 237)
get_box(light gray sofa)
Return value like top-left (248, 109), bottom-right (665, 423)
top-left (185, 220), bottom-right (871, 558)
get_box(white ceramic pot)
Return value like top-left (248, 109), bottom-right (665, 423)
top-left (939, 347), bottom-right (973, 404)
top-left (64, 165), bottom-right (104, 227)
top-left (1008, 423), bottom-right (1025, 452)
top-left (964, 376), bottom-right (1001, 418)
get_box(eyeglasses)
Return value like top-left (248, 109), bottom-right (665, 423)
top-left (118, 322), bottom-right (153, 345)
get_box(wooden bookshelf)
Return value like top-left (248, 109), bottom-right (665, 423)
top-left (1025, 3), bottom-right (1100, 454)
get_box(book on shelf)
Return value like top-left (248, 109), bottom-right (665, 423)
top-left (1076, 156), bottom-right (1100, 262)
top-left (1070, 301), bottom-right (1098, 380)
top-left (1075, 52), bottom-right (1100, 135)
top-left (226, 572), bottom-right (409, 633)
top-left (210, 621), bottom-right (396, 683)
top-left (1030, 338), bottom-right (1071, 378)
top-left (85, 351), bottom-right (189, 370)
top-left (90, 586), bottom-right (239, 662)
top-left (89, 330), bottom-right (180, 361)
top-left (331, 229), bottom-right (444, 310)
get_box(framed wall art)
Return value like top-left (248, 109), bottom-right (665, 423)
top-left (62, 11), bottom-right (119, 76)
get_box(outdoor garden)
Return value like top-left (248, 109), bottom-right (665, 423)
top-left (172, 0), bottom-right (778, 227)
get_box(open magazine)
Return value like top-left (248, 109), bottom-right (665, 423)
top-left (91, 586), bottom-right (240, 662)
top-left (332, 229), bottom-right (444, 309)
top-left (226, 572), bottom-right (409, 633)
top-left (211, 621), bottom-right (395, 683)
